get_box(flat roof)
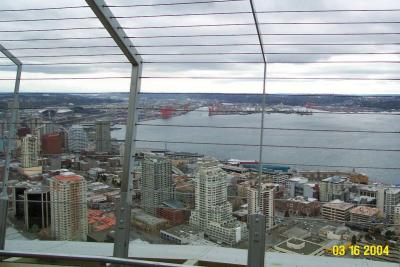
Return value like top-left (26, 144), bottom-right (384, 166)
top-left (322, 200), bottom-right (354, 210)
top-left (350, 206), bottom-right (379, 216)
top-left (54, 174), bottom-right (83, 182)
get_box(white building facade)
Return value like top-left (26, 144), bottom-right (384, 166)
top-left (50, 173), bottom-right (88, 241)
top-left (190, 158), bottom-right (247, 245)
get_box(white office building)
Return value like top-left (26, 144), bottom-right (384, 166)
top-left (190, 157), bottom-right (247, 245)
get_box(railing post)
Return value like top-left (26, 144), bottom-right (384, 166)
top-left (0, 44), bottom-right (22, 250)
top-left (85, 0), bottom-right (143, 259)
top-left (247, 213), bottom-right (266, 267)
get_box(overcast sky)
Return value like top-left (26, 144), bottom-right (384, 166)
top-left (0, 0), bottom-right (400, 94)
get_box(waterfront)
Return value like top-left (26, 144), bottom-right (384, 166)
top-left (112, 108), bottom-right (400, 184)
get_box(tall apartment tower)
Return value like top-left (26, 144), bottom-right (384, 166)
top-left (21, 134), bottom-right (39, 168)
top-left (247, 183), bottom-right (275, 229)
top-left (384, 188), bottom-right (400, 222)
top-left (140, 155), bottom-right (174, 215)
top-left (190, 157), bottom-right (247, 245)
top-left (50, 173), bottom-right (88, 241)
top-left (68, 125), bottom-right (87, 153)
top-left (95, 120), bottom-right (111, 153)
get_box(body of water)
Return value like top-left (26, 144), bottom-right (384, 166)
top-left (112, 108), bottom-right (400, 184)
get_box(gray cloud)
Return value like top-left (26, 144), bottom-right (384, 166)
top-left (0, 0), bottom-right (400, 94)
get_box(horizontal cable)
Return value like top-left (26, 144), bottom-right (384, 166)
top-left (5, 61), bottom-right (400, 67)
top-left (135, 123), bottom-right (400, 134)
top-left (0, 5), bottom-right (88, 12)
top-left (5, 53), bottom-right (124, 59)
top-left (5, 52), bottom-right (400, 60)
top-left (4, 43), bottom-right (400, 51)
top-left (142, 60), bottom-right (400, 64)
top-left (126, 32), bottom-right (400, 39)
top-left (5, 21), bottom-right (400, 33)
top-left (2, 9), bottom-right (400, 23)
top-left (105, 0), bottom-right (246, 8)
top-left (0, 17), bottom-right (97, 23)
top-left (123, 21), bottom-right (400, 29)
top-left (112, 9), bottom-right (400, 19)
top-left (0, 62), bottom-right (130, 66)
top-left (2, 76), bottom-right (400, 81)
top-left (7, 151), bottom-right (400, 170)
top-left (135, 139), bottom-right (400, 152)
top-left (139, 52), bottom-right (400, 55)
top-left (141, 76), bottom-right (400, 81)
top-left (7, 32), bottom-right (400, 42)
top-left (0, 37), bottom-right (110, 42)
top-left (0, 27), bottom-right (104, 33)
top-left (7, 45), bottom-right (118, 51)
top-left (0, 0), bottom-right (245, 12)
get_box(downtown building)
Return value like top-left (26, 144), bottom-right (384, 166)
top-left (68, 125), bottom-right (87, 153)
top-left (384, 188), bottom-right (400, 222)
top-left (50, 173), bottom-right (88, 241)
top-left (321, 199), bottom-right (354, 222)
top-left (190, 158), bottom-right (247, 245)
top-left (140, 155), bottom-right (175, 216)
top-left (95, 120), bottom-right (111, 153)
top-left (21, 134), bottom-right (39, 168)
top-left (319, 176), bottom-right (351, 202)
top-left (140, 155), bottom-right (175, 215)
top-left (247, 183), bottom-right (275, 229)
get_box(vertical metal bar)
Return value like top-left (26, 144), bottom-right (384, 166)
top-left (248, 0), bottom-right (267, 214)
top-left (248, 1), bottom-right (267, 266)
top-left (0, 47), bottom-right (22, 249)
top-left (247, 214), bottom-right (266, 267)
top-left (114, 64), bottom-right (142, 258)
top-left (85, 0), bottom-right (143, 259)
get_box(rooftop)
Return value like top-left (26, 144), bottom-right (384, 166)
top-left (322, 200), bottom-right (354, 210)
top-left (53, 174), bottom-right (84, 182)
top-left (350, 206), bottom-right (379, 216)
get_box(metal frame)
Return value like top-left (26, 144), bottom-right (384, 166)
top-left (0, 44), bottom-right (22, 250)
top-left (248, 0), bottom-right (267, 266)
top-left (85, 0), bottom-right (143, 259)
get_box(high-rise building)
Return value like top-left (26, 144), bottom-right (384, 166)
top-left (141, 155), bottom-right (174, 215)
top-left (247, 183), bottom-right (275, 229)
top-left (41, 133), bottom-right (62, 155)
top-left (50, 173), bottom-right (88, 241)
top-left (68, 125), bottom-right (87, 153)
top-left (95, 120), bottom-right (111, 153)
top-left (21, 134), bottom-right (39, 168)
top-left (189, 157), bottom-right (247, 245)
top-left (384, 188), bottom-right (400, 222)
top-left (319, 176), bottom-right (350, 202)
